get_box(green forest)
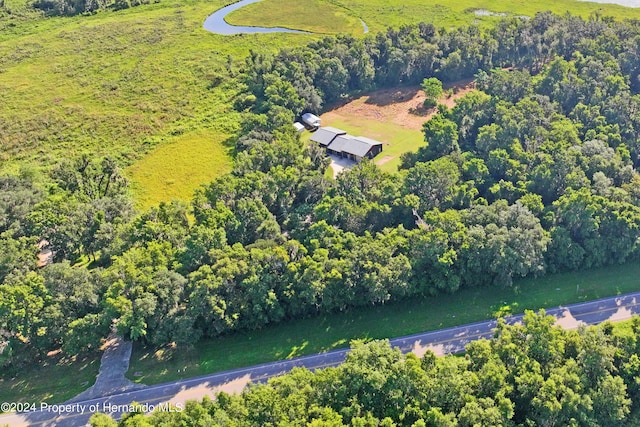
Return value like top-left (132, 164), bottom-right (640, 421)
top-left (92, 315), bottom-right (640, 426)
top-left (3, 2), bottom-right (640, 415)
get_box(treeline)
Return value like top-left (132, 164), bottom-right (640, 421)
top-left (3, 13), bottom-right (640, 368)
top-left (91, 313), bottom-right (640, 426)
top-left (31, 0), bottom-right (155, 17)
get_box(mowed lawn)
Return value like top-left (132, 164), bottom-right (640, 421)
top-left (126, 129), bottom-right (233, 210)
top-left (225, 0), bottom-right (364, 35)
top-left (128, 262), bottom-right (640, 385)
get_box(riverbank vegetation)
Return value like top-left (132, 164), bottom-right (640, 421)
top-left (225, 0), bottom-right (364, 35)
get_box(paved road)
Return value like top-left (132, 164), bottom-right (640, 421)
top-left (3, 291), bottom-right (640, 427)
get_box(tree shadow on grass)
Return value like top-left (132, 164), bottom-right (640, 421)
top-left (363, 86), bottom-right (420, 107)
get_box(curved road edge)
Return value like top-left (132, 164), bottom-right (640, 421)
top-left (2, 290), bottom-right (640, 426)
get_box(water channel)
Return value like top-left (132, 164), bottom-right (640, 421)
top-left (204, 0), bottom-right (369, 35)
top-left (203, 0), bottom-right (311, 35)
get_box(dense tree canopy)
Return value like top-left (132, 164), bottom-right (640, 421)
top-left (90, 314), bottom-right (640, 426)
top-left (3, 12), bottom-right (640, 373)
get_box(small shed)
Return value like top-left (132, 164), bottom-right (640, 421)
top-left (301, 113), bottom-right (321, 129)
top-left (293, 122), bottom-right (305, 133)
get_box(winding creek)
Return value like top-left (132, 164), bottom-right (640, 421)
top-left (204, 0), bottom-right (640, 38)
top-left (203, 0), bottom-right (368, 35)
top-left (203, 0), bottom-right (311, 35)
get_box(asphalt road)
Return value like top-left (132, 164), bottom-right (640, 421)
top-left (3, 291), bottom-right (640, 427)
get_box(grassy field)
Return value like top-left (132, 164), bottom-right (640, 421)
top-left (226, 0), bottom-right (640, 34)
top-left (128, 262), bottom-right (640, 385)
top-left (3, 0), bottom-right (640, 205)
top-left (126, 129), bottom-right (234, 210)
top-left (0, 353), bottom-right (100, 405)
top-left (326, 0), bottom-right (640, 32)
top-left (0, 0), bottom-right (316, 204)
top-left (225, 0), bottom-right (364, 35)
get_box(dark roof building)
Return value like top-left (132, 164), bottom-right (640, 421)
top-left (309, 126), bottom-right (347, 147)
top-left (347, 137), bottom-right (383, 158)
top-left (313, 127), bottom-right (383, 162)
top-left (326, 134), bottom-right (353, 155)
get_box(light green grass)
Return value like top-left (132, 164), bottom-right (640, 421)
top-left (128, 262), bottom-right (640, 385)
top-left (328, 0), bottom-right (640, 33)
top-left (225, 0), bottom-right (364, 35)
top-left (3, 0), bottom-right (640, 205)
top-left (0, 0), bottom-right (316, 203)
top-left (126, 129), bottom-right (233, 210)
top-left (0, 353), bottom-right (100, 405)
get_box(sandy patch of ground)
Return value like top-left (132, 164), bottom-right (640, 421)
top-left (375, 155), bottom-right (394, 166)
top-left (323, 78), bottom-right (475, 131)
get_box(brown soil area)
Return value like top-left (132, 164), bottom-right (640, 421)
top-left (375, 155), bottom-right (394, 166)
top-left (323, 78), bottom-right (475, 131)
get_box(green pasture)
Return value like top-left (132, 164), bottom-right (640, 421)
top-left (126, 128), bottom-right (234, 210)
top-left (326, 0), bottom-right (640, 32)
top-left (0, 0), bottom-right (315, 204)
top-left (225, 0), bottom-right (364, 35)
top-left (225, 0), bottom-right (640, 35)
top-left (128, 262), bottom-right (640, 385)
top-left (3, 0), bottom-right (640, 205)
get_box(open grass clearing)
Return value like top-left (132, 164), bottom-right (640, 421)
top-left (126, 129), bottom-right (234, 210)
top-left (328, 0), bottom-right (640, 33)
top-left (305, 81), bottom-right (473, 173)
top-left (0, 0), bottom-right (316, 204)
top-left (320, 117), bottom-right (423, 173)
top-left (225, 0), bottom-right (364, 35)
top-left (0, 353), bottom-right (100, 405)
top-left (128, 262), bottom-right (640, 385)
top-left (3, 0), bottom-right (640, 205)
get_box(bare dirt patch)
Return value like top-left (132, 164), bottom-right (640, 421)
top-left (375, 155), bottom-right (394, 166)
top-left (323, 78), bottom-right (475, 131)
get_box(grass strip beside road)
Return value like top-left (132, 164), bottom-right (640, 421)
top-left (0, 354), bottom-right (100, 406)
top-left (128, 262), bottom-right (640, 385)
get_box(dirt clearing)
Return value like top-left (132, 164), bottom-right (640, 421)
top-left (317, 79), bottom-right (475, 172)
top-left (322, 78), bottom-right (475, 131)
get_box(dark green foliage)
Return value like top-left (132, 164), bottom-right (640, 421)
top-left (92, 316), bottom-right (640, 426)
top-left (7, 13), bottom-right (640, 372)
top-left (421, 77), bottom-right (443, 108)
top-left (31, 0), bottom-right (153, 16)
